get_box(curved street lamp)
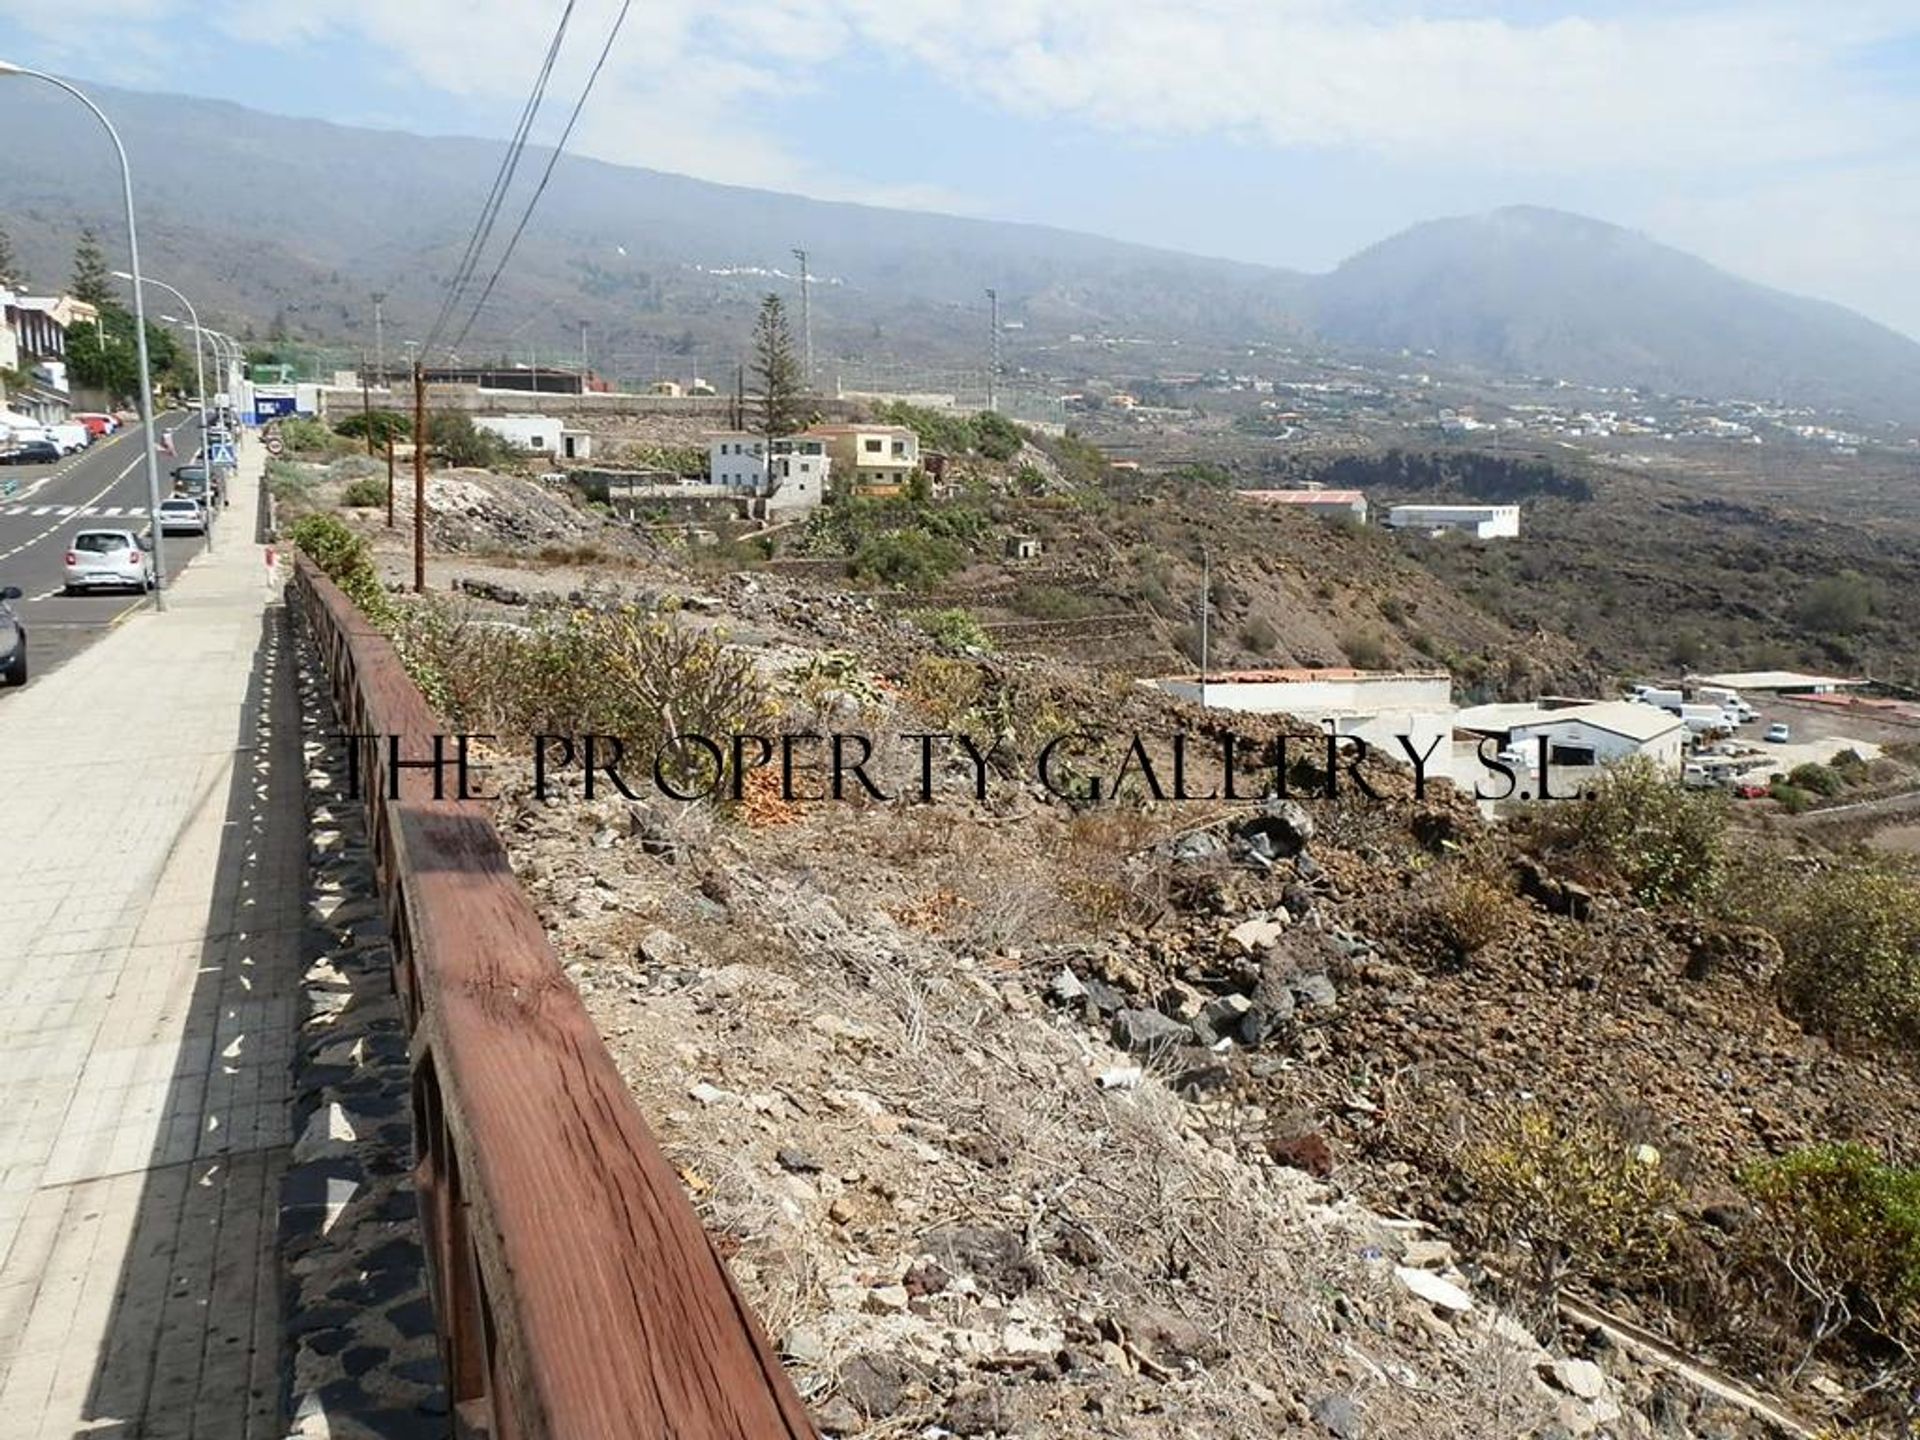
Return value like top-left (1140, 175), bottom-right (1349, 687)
top-left (0, 62), bottom-right (169, 607)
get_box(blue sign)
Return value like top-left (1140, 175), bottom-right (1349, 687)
top-left (209, 442), bottom-right (237, 465)
top-left (255, 394), bottom-right (297, 419)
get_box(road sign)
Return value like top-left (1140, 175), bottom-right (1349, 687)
top-left (209, 442), bottom-right (238, 466)
top-left (264, 436), bottom-right (285, 457)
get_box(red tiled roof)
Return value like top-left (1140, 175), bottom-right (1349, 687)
top-left (1235, 489), bottom-right (1365, 504)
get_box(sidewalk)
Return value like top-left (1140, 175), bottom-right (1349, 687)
top-left (0, 442), bottom-right (295, 1438)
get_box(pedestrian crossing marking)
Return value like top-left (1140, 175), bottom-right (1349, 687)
top-left (3, 504), bottom-right (146, 518)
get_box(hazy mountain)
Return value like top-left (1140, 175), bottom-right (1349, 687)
top-left (0, 80), bottom-right (1309, 380)
top-left (3, 81), bottom-right (1918, 422)
top-left (1309, 206), bottom-right (1920, 421)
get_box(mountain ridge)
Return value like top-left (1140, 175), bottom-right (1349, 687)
top-left (2, 79), bottom-right (1916, 420)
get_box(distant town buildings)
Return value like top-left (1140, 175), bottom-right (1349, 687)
top-left (1456, 699), bottom-right (1686, 775)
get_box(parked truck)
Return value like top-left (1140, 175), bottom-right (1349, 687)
top-left (1680, 703), bottom-right (1735, 735)
top-left (1641, 687), bottom-right (1685, 714)
top-left (1694, 685), bottom-right (1757, 722)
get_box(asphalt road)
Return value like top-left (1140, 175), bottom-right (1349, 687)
top-left (0, 410), bottom-right (217, 691)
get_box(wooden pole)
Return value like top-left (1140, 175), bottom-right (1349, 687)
top-left (413, 360), bottom-right (426, 593)
top-left (385, 433), bottom-right (396, 530)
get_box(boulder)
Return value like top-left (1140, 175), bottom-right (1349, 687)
top-left (1110, 1008), bottom-right (1191, 1054)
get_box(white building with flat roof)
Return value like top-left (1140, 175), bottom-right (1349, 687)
top-left (1457, 699), bottom-right (1686, 774)
top-left (1386, 503), bottom-right (1520, 539)
top-left (1152, 666), bottom-right (1457, 785)
top-left (473, 413), bottom-right (593, 460)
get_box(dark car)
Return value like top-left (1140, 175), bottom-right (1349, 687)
top-left (1, 440), bottom-right (60, 466)
top-left (0, 585), bottom-right (26, 687)
top-left (170, 464), bottom-right (211, 500)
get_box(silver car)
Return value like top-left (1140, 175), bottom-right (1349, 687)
top-left (63, 529), bottom-right (155, 594)
top-left (157, 497), bottom-right (208, 536)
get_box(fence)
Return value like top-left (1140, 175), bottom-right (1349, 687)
top-left (292, 555), bottom-right (815, 1439)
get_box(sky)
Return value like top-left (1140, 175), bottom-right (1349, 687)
top-left (3, 0), bottom-right (1919, 336)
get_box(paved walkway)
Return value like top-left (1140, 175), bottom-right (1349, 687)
top-left (0, 446), bottom-right (294, 1438)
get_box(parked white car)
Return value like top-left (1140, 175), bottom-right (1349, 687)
top-left (63, 529), bottom-right (155, 593)
top-left (46, 423), bottom-right (91, 455)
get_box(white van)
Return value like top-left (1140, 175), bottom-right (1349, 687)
top-left (47, 423), bottom-right (90, 455)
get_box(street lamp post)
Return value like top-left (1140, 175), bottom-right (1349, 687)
top-left (0, 62), bottom-right (169, 608)
top-left (123, 273), bottom-right (206, 439)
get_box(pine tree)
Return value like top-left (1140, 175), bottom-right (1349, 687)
top-left (751, 293), bottom-right (802, 440)
top-left (70, 227), bottom-right (111, 307)
top-left (0, 227), bottom-right (24, 291)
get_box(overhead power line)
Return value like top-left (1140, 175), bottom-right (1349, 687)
top-left (424, 1), bottom-right (577, 352)
top-left (448, 0), bottom-right (634, 350)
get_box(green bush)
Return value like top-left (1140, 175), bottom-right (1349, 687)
top-left (333, 409), bottom-right (411, 444)
top-left (278, 416), bottom-right (340, 456)
top-left (1769, 781), bottom-right (1816, 814)
top-left (1742, 856), bottom-right (1920, 1045)
top-left (1793, 573), bottom-right (1877, 634)
top-left (1742, 1143), bottom-right (1920, 1347)
top-left (1540, 756), bottom-right (1727, 903)
top-left (288, 513), bottom-right (391, 624)
top-left (392, 603), bottom-right (770, 791)
top-left (1008, 584), bottom-right (1100, 621)
top-left (339, 477), bottom-right (388, 509)
top-left (1462, 1105), bottom-right (1685, 1296)
top-left (1787, 762), bottom-right (1845, 797)
top-left (850, 530), bottom-right (968, 589)
top-left (909, 607), bottom-right (992, 651)
top-left (428, 412), bottom-right (519, 469)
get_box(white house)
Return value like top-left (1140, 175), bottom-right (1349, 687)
top-left (706, 431), bottom-right (831, 512)
top-left (1235, 488), bottom-right (1368, 523)
top-left (1386, 504), bottom-right (1520, 539)
top-left (473, 413), bottom-right (592, 460)
top-left (1152, 667), bottom-right (1458, 785)
top-left (1457, 699), bottom-right (1686, 775)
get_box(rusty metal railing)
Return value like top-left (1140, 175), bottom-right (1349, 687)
top-left (292, 556), bottom-right (816, 1440)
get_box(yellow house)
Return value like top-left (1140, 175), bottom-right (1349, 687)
top-left (803, 424), bottom-right (919, 496)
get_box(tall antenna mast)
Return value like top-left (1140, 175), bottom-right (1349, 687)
top-left (792, 247), bottom-right (813, 390)
top-left (985, 287), bottom-right (1000, 413)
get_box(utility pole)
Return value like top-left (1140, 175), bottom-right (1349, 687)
top-left (985, 287), bottom-right (1000, 414)
top-left (1198, 544), bottom-right (1210, 706)
top-left (360, 358), bottom-right (374, 456)
top-left (792, 247), bottom-right (812, 391)
top-left (733, 362), bottom-right (745, 432)
top-left (371, 291), bottom-right (386, 385)
top-left (385, 433), bottom-right (396, 530)
top-left (412, 360), bottom-right (426, 593)
top-left (578, 318), bottom-right (589, 378)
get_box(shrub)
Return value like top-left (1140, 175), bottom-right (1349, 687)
top-left (1462, 1105), bottom-right (1685, 1298)
top-left (1793, 573), bottom-right (1876, 634)
top-left (910, 607), bottom-right (992, 652)
top-left (278, 416), bottom-right (340, 456)
top-left (333, 409), bottom-right (411, 444)
top-left (850, 530), bottom-right (967, 589)
top-left (339, 476), bottom-right (388, 509)
top-left (1013, 464), bottom-right (1048, 496)
top-left (1539, 756), bottom-right (1726, 903)
top-left (1008, 584), bottom-right (1100, 622)
top-left (1426, 869), bottom-right (1524, 958)
top-left (973, 410), bottom-right (1023, 462)
top-left (396, 603), bottom-right (770, 791)
top-left (905, 654), bottom-right (988, 730)
top-left (1238, 616), bottom-right (1278, 653)
top-left (1787, 762), bottom-right (1844, 798)
top-left (1379, 594), bottom-right (1411, 624)
top-left (428, 412), bottom-right (519, 469)
top-left (1741, 1144), bottom-right (1920, 1350)
top-left (1739, 856), bottom-right (1920, 1046)
top-left (1341, 631), bottom-right (1388, 668)
top-left (1768, 781), bottom-right (1815, 814)
top-left (288, 512), bottom-right (391, 624)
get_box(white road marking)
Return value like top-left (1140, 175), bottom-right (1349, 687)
top-left (0, 453), bottom-right (147, 563)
